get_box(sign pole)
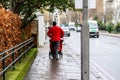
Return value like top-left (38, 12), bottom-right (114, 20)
top-left (81, 0), bottom-right (89, 80)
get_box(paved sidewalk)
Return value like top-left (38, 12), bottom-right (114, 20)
top-left (24, 40), bottom-right (81, 80)
top-left (24, 37), bottom-right (115, 80)
top-left (100, 31), bottom-right (120, 38)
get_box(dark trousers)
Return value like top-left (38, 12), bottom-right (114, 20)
top-left (51, 41), bottom-right (60, 59)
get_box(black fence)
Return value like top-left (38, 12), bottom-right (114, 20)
top-left (0, 37), bottom-right (34, 80)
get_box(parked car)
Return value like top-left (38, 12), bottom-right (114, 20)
top-left (69, 25), bottom-right (76, 31)
top-left (76, 26), bottom-right (81, 32)
top-left (68, 22), bottom-right (76, 31)
top-left (61, 26), bottom-right (70, 37)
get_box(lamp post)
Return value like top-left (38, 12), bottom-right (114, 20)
top-left (81, 0), bottom-right (89, 80)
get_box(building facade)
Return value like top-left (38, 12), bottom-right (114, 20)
top-left (89, 0), bottom-right (104, 20)
top-left (104, 0), bottom-right (120, 23)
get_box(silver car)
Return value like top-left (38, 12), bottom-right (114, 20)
top-left (61, 27), bottom-right (70, 37)
top-left (76, 26), bottom-right (81, 32)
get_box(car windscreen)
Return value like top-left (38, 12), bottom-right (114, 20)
top-left (61, 27), bottom-right (69, 31)
top-left (89, 23), bottom-right (98, 29)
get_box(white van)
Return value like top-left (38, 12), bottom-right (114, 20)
top-left (88, 20), bottom-right (99, 38)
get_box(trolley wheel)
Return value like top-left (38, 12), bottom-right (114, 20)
top-left (49, 51), bottom-right (53, 59)
top-left (58, 51), bottom-right (63, 59)
top-left (49, 51), bottom-right (63, 60)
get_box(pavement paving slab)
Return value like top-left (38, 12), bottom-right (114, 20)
top-left (24, 38), bottom-right (114, 80)
top-left (24, 41), bottom-right (81, 80)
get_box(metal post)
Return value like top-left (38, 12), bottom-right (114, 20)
top-left (12, 49), bottom-right (15, 70)
top-left (19, 49), bottom-right (21, 63)
top-left (23, 46), bottom-right (26, 58)
top-left (81, 0), bottom-right (89, 80)
top-left (27, 43), bottom-right (29, 55)
top-left (3, 53), bottom-right (5, 80)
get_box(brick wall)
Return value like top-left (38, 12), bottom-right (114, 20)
top-left (89, 0), bottom-right (104, 20)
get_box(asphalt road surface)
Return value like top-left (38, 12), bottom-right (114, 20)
top-left (64, 31), bottom-right (120, 80)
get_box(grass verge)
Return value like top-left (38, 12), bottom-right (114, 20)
top-left (1, 48), bottom-right (37, 80)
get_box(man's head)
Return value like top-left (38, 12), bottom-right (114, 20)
top-left (53, 21), bottom-right (57, 26)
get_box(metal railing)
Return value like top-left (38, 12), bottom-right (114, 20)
top-left (0, 37), bottom-right (34, 80)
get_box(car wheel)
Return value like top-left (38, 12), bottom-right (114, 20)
top-left (70, 28), bottom-right (75, 31)
top-left (73, 29), bottom-right (75, 31)
top-left (97, 35), bottom-right (99, 38)
top-left (68, 34), bottom-right (70, 36)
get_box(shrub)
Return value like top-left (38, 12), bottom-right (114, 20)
top-left (93, 15), bottom-right (99, 21)
top-left (75, 20), bottom-right (79, 27)
top-left (93, 15), bottom-right (106, 31)
top-left (106, 23), bottom-right (114, 33)
top-left (115, 23), bottom-right (120, 32)
top-left (98, 20), bottom-right (106, 30)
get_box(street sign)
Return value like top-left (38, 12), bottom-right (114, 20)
top-left (75, 0), bottom-right (96, 9)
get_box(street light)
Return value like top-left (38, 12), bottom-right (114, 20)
top-left (81, 0), bottom-right (89, 80)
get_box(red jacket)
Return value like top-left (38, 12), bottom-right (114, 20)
top-left (47, 26), bottom-right (64, 41)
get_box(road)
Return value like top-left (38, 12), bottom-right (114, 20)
top-left (64, 31), bottom-right (120, 80)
